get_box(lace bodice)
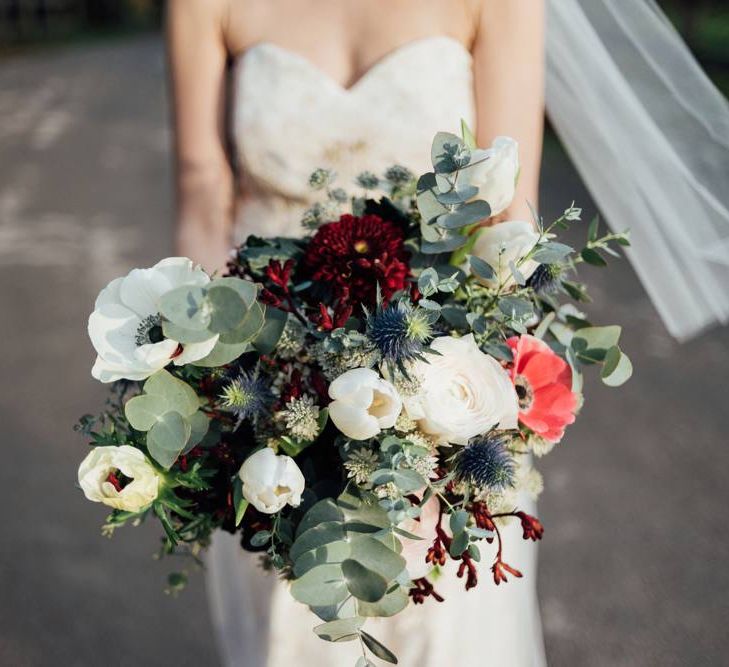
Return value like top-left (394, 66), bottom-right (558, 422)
top-left (230, 36), bottom-right (475, 240)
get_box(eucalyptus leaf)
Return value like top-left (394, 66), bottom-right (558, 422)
top-left (421, 235), bottom-right (467, 255)
top-left (349, 535), bottom-right (406, 582)
top-left (532, 241), bottom-right (574, 264)
top-left (218, 301), bottom-right (266, 345)
top-left (185, 410), bottom-right (209, 452)
top-left (342, 560), bottom-right (388, 603)
top-left (431, 131), bottom-right (466, 174)
top-left (435, 185), bottom-right (478, 205)
top-left (252, 306), bottom-right (288, 354)
top-left (293, 540), bottom-right (352, 578)
top-left (314, 617), bottom-right (364, 643)
top-left (209, 276), bottom-right (258, 309)
top-left (250, 530), bottom-right (272, 547)
top-left (601, 346), bottom-right (633, 387)
top-left (572, 325), bottom-right (621, 353)
top-left (449, 509), bottom-right (469, 536)
top-left (357, 586), bottom-right (409, 618)
top-left (147, 411), bottom-right (191, 470)
top-left (233, 479), bottom-right (249, 527)
top-left (360, 631), bottom-right (398, 665)
top-left (124, 394), bottom-right (169, 431)
top-left (297, 499), bottom-right (345, 537)
top-left (416, 173), bottom-right (448, 241)
top-left (143, 370), bottom-right (199, 416)
top-left (191, 339), bottom-right (250, 368)
top-left (158, 285), bottom-right (210, 330)
top-left (161, 320), bottom-right (214, 344)
top-left (581, 247), bottom-right (607, 267)
top-left (468, 255), bottom-right (496, 281)
top-left (206, 285), bottom-right (248, 334)
top-left (290, 564), bottom-right (349, 607)
top-left (437, 200), bottom-right (491, 229)
top-left (461, 118), bottom-right (477, 150)
top-left (290, 521), bottom-right (347, 562)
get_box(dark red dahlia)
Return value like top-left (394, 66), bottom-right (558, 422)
top-left (301, 214), bottom-right (410, 307)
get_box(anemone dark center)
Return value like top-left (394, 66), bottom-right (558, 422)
top-left (514, 375), bottom-right (534, 410)
top-left (135, 314), bottom-right (164, 346)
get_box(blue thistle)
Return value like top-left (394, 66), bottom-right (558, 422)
top-left (366, 301), bottom-right (433, 368)
top-left (527, 263), bottom-right (562, 295)
top-left (455, 434), bottom-right (515, 491)
top-left (219, 370), bottom-right (270, 423)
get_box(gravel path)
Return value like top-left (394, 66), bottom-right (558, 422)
top-left (0, 35), bottom-right (726, 667)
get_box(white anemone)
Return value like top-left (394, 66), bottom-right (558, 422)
top-left (88, 257), bottom-right (218, 382)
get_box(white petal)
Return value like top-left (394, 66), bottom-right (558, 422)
top-left (94, 276), bottom-right (124, 309)
top-left (135, 339), bottom-right (179, 367)
top-left (91, 356), bottom-right (153, 383)
top-left (153, 257), bottom-right (210, 291)
top-left (328, 368), bottom-right (377, 407)
top-left (88, 303), bottom-right (141, 363)
top-left (329, 401), bottom-right (381, 440)
top-left (119, 266), bottom-right (172, 318)
top-left (173, 334), bottom-right (219, 365)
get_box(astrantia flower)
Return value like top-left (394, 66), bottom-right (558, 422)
top-left (367, 301), bottom-right (433, 369)
top-left (344, 447), bottom-right (380, 484)
top-left (219, 370), bottom-right (270, 423)
top-left (279, 395), bottom-right (320, 441)
top-left (455, 434), bottom-right (515, 490)
top-left (507, 335), bottom-right (578, 443)
top-left (88, 258), bottom-right (218, 383)
top-left (301, 214), bottom-right (410, 307)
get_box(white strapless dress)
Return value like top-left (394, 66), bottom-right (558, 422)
top-left (207, 36), bottom-right (547, 667)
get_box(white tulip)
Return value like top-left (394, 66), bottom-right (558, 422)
top-left (328, 368), bottom-right (402, 441)
top-left (458, 136), bottom-right (519, 217)
top-left (404, 335), bottom-right (518, 445)
top-left (238, 448), bottom-right (305, 514)
top-left (78, 445), bottom-right (160, 512)
top-left (471, 220), bottom-right (540, 288)
top-left (88, 257), bottom-right (219, 383)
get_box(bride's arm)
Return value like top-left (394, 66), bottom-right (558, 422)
top-left (166, 0), bottom-right (234, 273)
top-left (472, 0), bottom-right (545, 222)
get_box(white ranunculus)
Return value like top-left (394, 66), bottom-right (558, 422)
top-left (471, 220), bottom-right (540, 288)
top-left (88, 257), bottom-right (219, 383)
top-left (78, 445), bottom-right (160, 512)
top-left (404, 335), bottom-right (518, 445)
top-left (238, 448), bottom-right (305, 514)
top-left (328, 368), bottom-right (402, 441)
top-left (458, 136), bottom-right (519, 217)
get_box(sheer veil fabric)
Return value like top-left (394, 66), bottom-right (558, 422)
top-left (546, 0), bottom-right (729, 340)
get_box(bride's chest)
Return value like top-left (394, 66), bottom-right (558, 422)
top-left (230, 37), bottom-right (475, 197)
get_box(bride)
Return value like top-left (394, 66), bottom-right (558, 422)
top-left (166, 0), bottom-right (729, 665)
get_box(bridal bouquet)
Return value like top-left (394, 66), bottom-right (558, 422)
top-left (77, 125), bottom-right (631, 664)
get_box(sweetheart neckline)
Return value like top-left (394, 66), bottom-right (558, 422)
top-left (233, 35), bottom-right (472, 94)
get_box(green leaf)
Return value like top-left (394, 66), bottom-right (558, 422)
top-left (290, 521), bottom-right (347, 562)
top-left (357, 586), bottom-right (409, 618)
top-left (185, 410), bottom-right (209, 452)
top-left (572, 325), bottom-right (622, 353)
top-left (161, 320), bottom-right (215, 344)
top-left (531, 242), bottom-right (574, 264)
top-left (250, 530), bottom-right (272, 547)
top-left (206, 285), bottom-right (248, 334)
top-left (252, 306), bottom-right (288, 354)
top-left (147, 411), bottom-right (191, 469)
top-left (356, 657), bottom-right (377, 667)
top-left (421, 234), bottom-right (468, 255)
top-left (498, 296), bottom-right (534, 320)
top-left (601, 346), bottom-right (633, 387)
top-left (342, 559), bottom-right (388, 603)
top-left (191, 339), bottom-right (250, 368)
top-left (290, 564), bottom-right (349, 607)
top-left (370, 469), bottom-right (426, 493)
top-left (349, 535), bottom-right (406, 582)
top-left (293, 540), bottom-right (352, 578)
top-left (158, 285), bottom-right (210, 330)
top-left (233, 479), bottom-right (249, 527)
top-left (209, 276), bottom-right (258, 309)
top-left (449, 531), bottom-right (469, 557)
top-left (437, 200), bottom-right (491, 229)
top-left (461, 118), bottom-right (477, 150)
top-left (297, 499), bottom-right (345, 537)
top-left (314, 617), bottom-right (364, 643)
top-left (588, 216), bottom-right (600, 242)
top-left (361, 631), bottom-right (398, 664)
top-left (468, 255), bottom-right (495, 281)
top-left (124, 394), bottom-right (169, 431)
top-left (581, 247), bottom-right (607, 267)
top-left (449, 509), bottom-right (469, 536)
top-left (143, 370), bottom-right (200, 417)
top-left (435, 186), bottom-right (478, 205)
top-left (431, 131), bottom-right (465, 173)
top-left (416, 173), bottom-right (448, 241)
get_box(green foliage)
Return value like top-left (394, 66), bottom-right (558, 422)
top-left (123, 369), bottom-right (208, 470)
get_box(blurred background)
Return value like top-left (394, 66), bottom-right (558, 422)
top-left (0, 2), bottom-right (727, 666)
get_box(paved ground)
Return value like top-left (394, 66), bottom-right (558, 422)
top-left (0, 35), bottom-right (727, 667)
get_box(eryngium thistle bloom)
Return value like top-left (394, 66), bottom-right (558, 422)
top-left (219, 371), bottom-right (269, 422)
top-left (367, 301), bottom-right (433, 367)
top-left (527, 263), bottom-right (562, 295)
top-left (455, 435), bottom-right (515, 491)
top-left (384, 164), bottom-right (414, 185)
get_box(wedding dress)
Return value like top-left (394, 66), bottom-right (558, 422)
top-left (206, 36), bottom-right (546, 667)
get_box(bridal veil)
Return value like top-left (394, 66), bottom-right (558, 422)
top-left (546, 0), bottom-right (729, 340)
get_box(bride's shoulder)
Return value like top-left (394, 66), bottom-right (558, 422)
top-left (166, 0), bottom-right (230, 29)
